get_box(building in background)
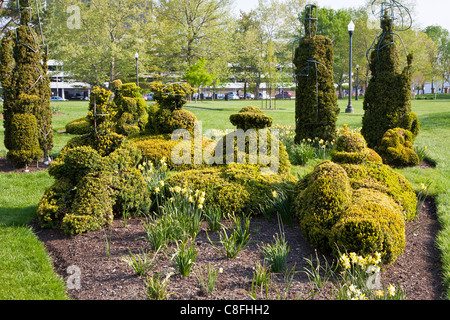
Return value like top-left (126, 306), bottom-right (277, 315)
top-left (48, 60), bottom-right (91, 100)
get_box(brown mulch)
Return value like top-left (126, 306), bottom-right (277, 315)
top-left (0, 158), bottom-right (51, 174)
top-left (31, 195), bottom-right (444, 301)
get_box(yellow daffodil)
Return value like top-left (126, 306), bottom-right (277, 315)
top-left (272, 190), bottom-right (278, 198)
top-left (159, 180), bottom-right (165, 187)
top-left (155, 187), bottom-right (160, 193)
top-left (387, 284), bottom-right (396, 297)
top-left (375, 290), bottom-right (384, 298)
top-left (198, 204), bottom-right (203, 210)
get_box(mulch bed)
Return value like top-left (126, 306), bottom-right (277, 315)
top-left (2, 157), bottom-right (443, 300)
top-left (31, 195), bottom-right (444, 301)
top-left (0, 158), bottom-right (51, 174)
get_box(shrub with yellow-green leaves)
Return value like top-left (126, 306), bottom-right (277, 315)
top-left (166, 164), bottom-right (296, 216)
top-left (330, 127), bottom-right (382, 165)
top-left (112, 80), bottom-right (148, 136)
top-left (130, 133), bottom-right (212, 171)
top-left (146, 81), bottom-right (198, 135)
top-left (331, 188), bottom-right (406, 264)
top-left (294, 155), bottom-right (417, 264)
top-left (6, 112), bottom-right (43, 166)
top-left (229, 106), bottom-right (273, 131)
top-left (377, 127), bottom-right (420, 167)
top-left (65, 116), bottom-right (91, 135)
top-left (37, 137), bottom-right (151, 235)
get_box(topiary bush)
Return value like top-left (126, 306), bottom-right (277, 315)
top-left (294, 130), bottom-right (417, 264)
top-left (65, 116), bottom-right (91, 135)
top-left (331, 188), bottom-right (406, 264)
top-left (166, 164), bottom-right (296, 216)
top-left (112, 80), bottom-right (148, 136)
top-left (6, 112), bottom-right (43, 166)
top-left (377, 127), bottom-right (420, 167)
top-left (229, 106), bottom-right (273, 130)
top-left (150, 81), bottom-right (195, 111)
top-left (0, 3), bottom-right (53, 166)
top-left (361, 16), bottom-right (420, 163)
top-left (293, 6), bottom-right (339, 143)
top-left (331, 131), bottom-right (369, 164)
top-left (146, 81), bottom-right (198, 135)
top-left (37, 136), bottom-right (151, 235)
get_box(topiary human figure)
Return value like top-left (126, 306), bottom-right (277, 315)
top-left (293, 125), bottom-right (418, 264)
top-left (147, 81), bottom-right (197, 134)
top-left (0, 1), bottom-right (53, 167)
top-left (361, 15), bottom-right (420, 165)
top-left (293, 5), bottom-right (339, 144)
top-left (111, 79), bottom-right (148, 136)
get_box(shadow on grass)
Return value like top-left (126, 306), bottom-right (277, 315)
top-left (0, 205), bottom-right (39, 226)
top-left (418, 112), bottom-right (450, 131)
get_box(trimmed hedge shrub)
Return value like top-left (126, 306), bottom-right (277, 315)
top-left (150, 81), bottom-right (195, 111)
top-left (213, 128), bottom-right (291, 175)
top-left (0, 5), bottom-right (53, 166)
top-left (146, 81), bottom-right (198, 135)
top-left (166, 164), bottom-right (296, 215)
top-left (293, 8), bottom-right (339, 143)
top-left (6, 113), bottom-right (43, 166)
top-left (294, 154), bottom-right (417, 264)
top-left (330, 129), bottom-right (382, 165)
top-left (229, 106), bottom-right (273, 130)
top-left (361, 16), bottom-right (419, 155)
top-left (377, 127), bottom-right (420, 167)
top-left (130, 133), bottom-right (211, 171)
top-left (112, 80), bottom-right (148, 136)
top-left (331, 188), bottom-right (406, 264)
top-left (65, 116), bottom-right (91, 135)
top-left (37, 137), bottom-right (151, 235)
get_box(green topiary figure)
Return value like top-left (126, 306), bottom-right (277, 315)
top-left (0, 1), bottom-right (53, 167)
top-left (377, 127), bottom-right (419, 167)
top-left (361, 15), bottom-right (420, 166)
top-left (147, 81), bottom-right (197, 134)
top-left (213, 106), bottom-right (290, 175)
top-left (111, 80), bottom-right (148, 136)
top-left (293, 5), bottom-right (339, 144)
top-left (293, 124), bottom-right (418, 264)
top-left (229, 106), bottom-right (273, 131)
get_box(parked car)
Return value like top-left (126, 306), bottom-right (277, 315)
top-left (143, 93), bottom-right (154, 101)
top-left (214, 93), bottom-right (225, 99)
top-left (275, 91), bottom-right (292, 99)
top-left (259, 92), bottom-right (269, 99)
top-left (227, 92), bottom-right (240, 100)
top-left (246, 93), bottom-right (255, 99)
top-left (51, 96), bottom-right (67, 101)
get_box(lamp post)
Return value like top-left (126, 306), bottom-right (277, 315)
top-left (135, 52), bottom-right (139, 87)
top-left (345, 20), bottom-right (355, 114)
top-left (355, 64), bottom-right (359, 101)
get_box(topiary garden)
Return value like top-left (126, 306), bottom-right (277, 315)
top-left (1, 2), bottom-right (443, 302)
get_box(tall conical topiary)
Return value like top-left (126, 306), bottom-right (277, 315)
top-left (293, 5), bottom-right (339, 144)
top-left (0, 1), bottom-right (53, 167)
top-left (361, 15), bottom-right (419, 166)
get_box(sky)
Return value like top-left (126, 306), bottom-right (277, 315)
top-left (233, 0), bottom-right (450, 32)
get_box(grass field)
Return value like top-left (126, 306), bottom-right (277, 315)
top-left (0, 97), bottom-right (449, 299)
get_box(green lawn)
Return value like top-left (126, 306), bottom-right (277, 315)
top-left (0, 97), bottom-right (449, 299)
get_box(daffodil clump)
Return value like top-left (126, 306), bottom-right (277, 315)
top-left (275, 124), bottom-right (335, 165)
top-left (337, 252), bottom-right (405, 300)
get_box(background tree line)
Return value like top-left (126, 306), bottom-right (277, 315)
top-left (1, 0), bottom-right (448, 96)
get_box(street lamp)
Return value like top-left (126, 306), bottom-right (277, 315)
top-left (355, 64), bottom-right (359, 101)
top-left (135, 52), bottom-right (139, 87)
top-left (345, 20), bottom-right (355, 114)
